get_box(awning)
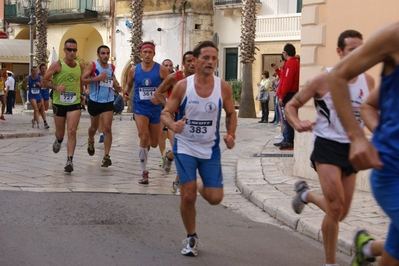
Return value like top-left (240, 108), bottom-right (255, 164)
top-left (0, 39), bottom-right (31, 63)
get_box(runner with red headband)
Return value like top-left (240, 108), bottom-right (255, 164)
top-left (123, 41), bottom-right (170, 184)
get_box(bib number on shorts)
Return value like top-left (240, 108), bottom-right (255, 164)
top-left (139, 87), bottom-right (156, 100)
top-left (61, 92), bottom-right (77, 103)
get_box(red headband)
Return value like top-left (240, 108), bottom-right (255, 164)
top-left (140, 44), bottom-right (155, 52)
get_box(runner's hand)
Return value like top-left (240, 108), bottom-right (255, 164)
top-left (223, 134), bottom-right (235, 149)
top-left (172, 116), bottom-right (186, 133)
top-left (349, 137), bottom-right (383, 170)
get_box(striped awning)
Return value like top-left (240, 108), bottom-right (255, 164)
top-left (0, 39), bottom-right (31, 63)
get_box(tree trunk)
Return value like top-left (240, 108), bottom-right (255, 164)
top-left (238, 63), bottom-right (256, 118)
top-left (238, 0), bottom-right (257, 118)
top-left (35, 0), bottom-right (48, 65)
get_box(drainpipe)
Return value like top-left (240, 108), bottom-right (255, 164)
top-left (181, 0), bottom-right (186, 60)
top-left (110, 0), bottom-right (115, 65)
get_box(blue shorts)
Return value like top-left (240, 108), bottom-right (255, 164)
top-left (40, 89), bottom-right (50, 101)
top-left (370, 168), bottom-right (399, 260)
top-left (28, 93), bottom-right (42, 103)
top-left (174, 153), bottom-right (223, 188)
top-left (133, 104), bottom-right (161, 124)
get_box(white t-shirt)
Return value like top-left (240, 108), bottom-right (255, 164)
top-left (5, 76), bottom-right (15, 91)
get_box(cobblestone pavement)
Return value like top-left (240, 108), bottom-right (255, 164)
top-left (0, 105), bottom-right (388, 261)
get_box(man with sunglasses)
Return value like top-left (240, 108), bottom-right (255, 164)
top-left (42, 38), bottom-right (85, 173)
top-left (81, 45), bottom-right (121, 168)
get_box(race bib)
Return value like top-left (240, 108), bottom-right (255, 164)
top-left (185, 119), bottom-right (214, 140)
top-left (60, 92), bottom-right (77, 103)
top-left (100, 79), bottom-right (113, 88)
top-left (31, 87), bottom-right (40, 94)
top-left (139, 87), bottom-right (156, 100)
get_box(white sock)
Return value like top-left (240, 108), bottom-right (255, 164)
top-left (139, 147), bottom-right (148, 172)
top-left (362, 240), bottom-right (374, 258)
top-left (301, 190), bottom-right (309, 203)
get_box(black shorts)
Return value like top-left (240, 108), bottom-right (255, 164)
top-left (310, 136), bottom-right (358, 176)
top-left (88, 100), bottom-right (114, 117)
top-left (53, 103), bottom-right (82, 117)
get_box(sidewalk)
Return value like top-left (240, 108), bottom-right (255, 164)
top-left (0, 104), bottom-right (388, 260)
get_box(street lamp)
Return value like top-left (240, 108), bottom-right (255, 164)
top-left (20, 0), bottom-right (50, 74)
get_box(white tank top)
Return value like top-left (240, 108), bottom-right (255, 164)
top-left (175, 75), bottom-right (222, 159)
top-left (312, 68), bottom-right (369, 143)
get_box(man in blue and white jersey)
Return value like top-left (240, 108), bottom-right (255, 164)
top-left (161, 41), bottom-right (237, 257)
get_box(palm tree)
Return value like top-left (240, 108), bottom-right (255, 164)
top-left (35, 0), bottom-right (48, 65)
top-left (130, 0), bottom-right (143, 65)
top-left (238, 0), bottom-right (257, 118)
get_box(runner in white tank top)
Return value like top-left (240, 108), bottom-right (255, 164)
top-left (161, 41), bottom-right (237, 257)
top-left (284, 30), bottom-right (375, 265)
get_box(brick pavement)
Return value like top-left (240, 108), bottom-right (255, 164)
top-left (0, 104), bottom-right (388, 261)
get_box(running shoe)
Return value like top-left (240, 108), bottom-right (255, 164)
top-left (44, 122), bottom-right (50, 129)
top-left (138, 171), bottom-right (149, 184)
top-left (37, 124), bottom-right (42, 130)
top-left (0, 115), bottom-right (5, 120)
top-left (181, 236), bottom-right (199, 256)
top-left (101, 154), bottom-right (112, 167)
top-left (292, 180), bottom-right (309, 214)
top-left (52, 139), bottom-right (61, 153)
top-left (351, 230), bottom-right (376, 266)
top-left (99, 134), bottom-right (104, 143)
top-left (162, 150), bottom-right (173, 174)
top-left (159, 156), bottom-right (164, 167)
top-left (172, 181), bottom-right (180, 196)
top-left (64, 160), bottom-right (74, 173)
top-left (275, 133), bottom-right (283, 139)
top-left (87, 139), bottom-right (95, 156)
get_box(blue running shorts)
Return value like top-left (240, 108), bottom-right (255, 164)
top-left (174, 153), bottom-right (223, 188)
top-left (371, 168), bottom-right (399, 260)
top-left (133, 104), bottom-right (161, 124)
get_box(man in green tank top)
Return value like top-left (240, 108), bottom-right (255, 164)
top-left (42, 38), bottom-right (85, 173)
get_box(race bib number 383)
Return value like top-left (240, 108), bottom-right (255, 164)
top-left (139, 87), bottom-right (156, 100)
top-left (185, 119), bottom-right (214, 140)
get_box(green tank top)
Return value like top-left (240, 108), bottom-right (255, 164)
top-left (0, 78), bottom-right (4, 96)
top-left (52, 60), bottom-right (81, 105)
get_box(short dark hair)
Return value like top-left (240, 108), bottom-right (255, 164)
top-left (283, 43), bottom-right (296, 57)
top-left (262, 71), bottom-right (269, 78)
top-left (31, 66), bottom-right (38, 70)
top-left (193, 41), bottom-right (218, 58)
top-left (97, 45), bottom-right (110, 54)
top-left (39, 63), bottom-right (46, 69)
top-left (337, 30), bottom-right (363, 51)
top-left (182, 51), bottom-right (194, 63)
top-left (162, 59), bottom-right (172, 65)
top-left (64, 38), bottom-right (77, 46)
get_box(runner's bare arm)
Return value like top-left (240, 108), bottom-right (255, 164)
top-left (42, 60), bottom-right (62, 91)
top-left (221, 80), bottom-right (237, 149)
top-left (161, 80), bottom-right (186, 133)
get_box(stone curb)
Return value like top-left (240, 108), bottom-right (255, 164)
top-left (0, 132), bottom-right (44, 139)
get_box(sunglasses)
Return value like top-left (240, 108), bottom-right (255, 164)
top-left (65, 48), bottom-right (77, 52)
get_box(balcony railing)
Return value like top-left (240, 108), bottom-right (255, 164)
top-left (215, 0), bottom-right (261, 4)
top-left (4, 0), bottom-right (110, 22)
top-left (256, 14), bottom-right (301, 41)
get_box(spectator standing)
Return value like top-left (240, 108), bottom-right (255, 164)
top-left (5, 70), bottom-right (15, 115)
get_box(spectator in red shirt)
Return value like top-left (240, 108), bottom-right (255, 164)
top-left (272, 43), bottom-right (300, 150)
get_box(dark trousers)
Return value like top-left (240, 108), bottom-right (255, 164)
top-left (282, 92), bottom-right (296, 144)
top-left (6, 90), bottom-right (15, 114)
top-left (260, 101), bottom-right (269, 122)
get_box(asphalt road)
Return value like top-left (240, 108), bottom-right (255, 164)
top-left (0, 192), bottom-right (350, 266)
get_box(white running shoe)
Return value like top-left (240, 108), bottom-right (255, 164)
top-left (275, 133), bottom-right (283, 139)
top-left (181, 236), bottom-right (199, 256)
top-left (172, 182), bottom-right (180, 196)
